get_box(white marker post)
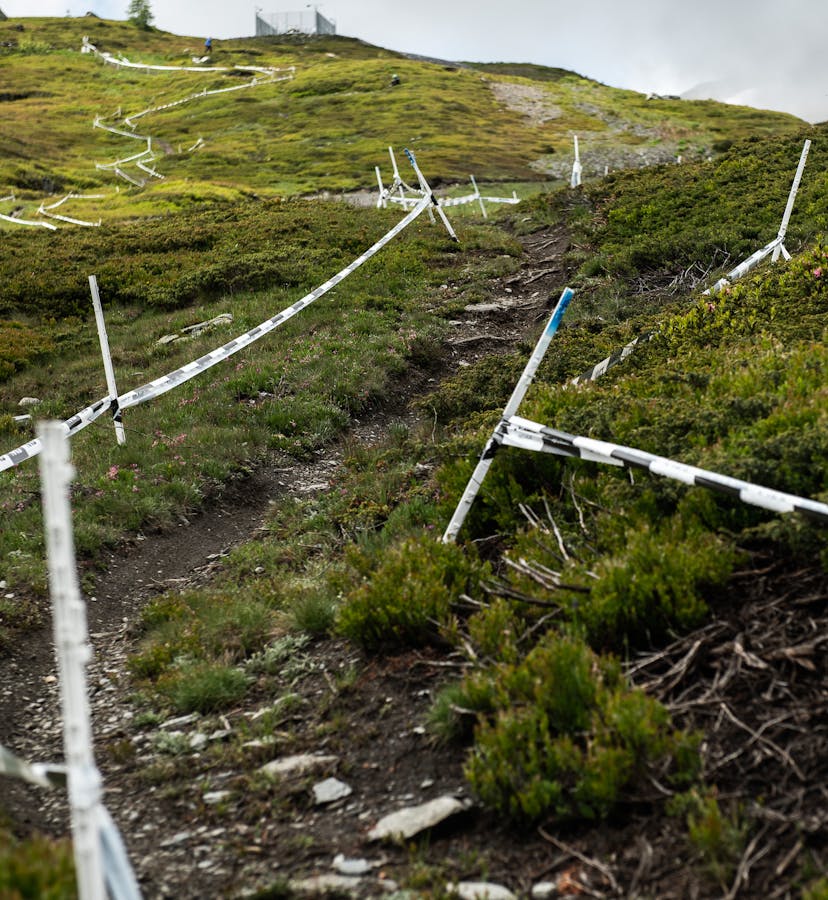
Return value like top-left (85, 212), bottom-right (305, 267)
top-left (470, 174), bottom-right (487, 219)
top-left (375, 165), bottom-right (386, 208)
top-left (772, 138), bottom-right (811, 262)
top-left (570, 134), bottom-right (582, 188)
top-left (38, 422), bottom-right (107, 900)
top-left (388, 146), bottom-right (406, 205)
top-left (88, 276), bottom-right (126, 445)
top-left (442, 287), bottom-right (575, 543)
top-left (404, 148), bottom-right (459, 242)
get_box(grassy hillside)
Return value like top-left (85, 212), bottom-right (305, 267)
top-left (0, 14), bottom-right (826, 897)
top-left (0, 15), bottom-right (804, 223)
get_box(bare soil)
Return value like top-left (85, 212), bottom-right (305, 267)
top-left (1, 226), bottom-right (826, 899)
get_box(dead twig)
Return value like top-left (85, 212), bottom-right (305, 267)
top-left (719, 703), bottom-right (805, 781)
top-left (538, 826), bottom-right (620, 894)
top-left (723, 826), bottom-right (772, 900)
top-left (543, 496), bottom-right (571, 561)
top-left (566, 473), bottom-right (589, 535)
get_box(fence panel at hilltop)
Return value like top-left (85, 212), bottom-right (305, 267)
top-left (255, 10), bottom-right (336, 37)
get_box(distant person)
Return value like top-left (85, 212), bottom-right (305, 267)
top-left (390, 73), bottom-right (400, 86)
top-left (205, 37), bottom-right (212, 54)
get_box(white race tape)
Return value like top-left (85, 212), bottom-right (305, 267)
top-left (93, 116), bottom-right (149, 142)
top-left (0, 742), bottom-right (66, 789)
top-left (0, 198), bottom-right (431, 473)
top-left (124, 72), bottom-right (293, 128)
top-left (0, 212), bottom-right (57, 230)
top-left (118, 197), bottom-right (429, 410)
top-left (0, 397), bottom-right (111, 473)
top-left (500, 416), bottom-right (828, 522)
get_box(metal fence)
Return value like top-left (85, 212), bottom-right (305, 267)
top-left (255, 9), bottom-right (336, 36)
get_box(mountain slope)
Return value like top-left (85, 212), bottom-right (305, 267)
top-left (0, 16), bottom-right (804, 220)
top-left (0, 14), bottom-right (825, 900)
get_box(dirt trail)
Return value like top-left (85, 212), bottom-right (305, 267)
top-left (0, 226), bottom-right (574, 895)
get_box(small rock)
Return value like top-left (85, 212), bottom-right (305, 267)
top-left (160, 831), bottom-right (192, 848)
top-left (203, 790), bottom-right (231, 805)
top-left (160, 712), bottom-right (199, 730)
top-left (448, 882), bottom-right (516, 900)
top-left (242, 738), bottom-right (275, 749)
top-left (313, 777), bottom-right (352, 805)
top-left (531, 883), bottom-right (557, 899)
top-left (18, 397), bottom-right (40, 407)
top-left (368, 795), bottom-right (472, 842)
top-left (290, 874), bottom-right (362, 894)
top-left (189, 732), bottom-right (208, 751)
top-left (333, 854), bottom-right (372, 876)
top-left (260, 753), bottom-right (338, 778)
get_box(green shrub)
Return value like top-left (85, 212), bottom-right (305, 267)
top-left (337, 537), bottom-right (488, 651)
top-left (681, 789), bottom-right (749, 888)
top-left (576, 518), bottom-right (737, 650)
top-left (804, 878), bottom-right (828, 900)
top-left (0, 828), bottom-right (76, 899)
top-left (464, 633), bottom-right (698, 823)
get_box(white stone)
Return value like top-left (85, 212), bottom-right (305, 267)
top-left (160, 712), bottom-right (199, 730)
top-left (203, 791), bottom-right (231, 805)
top-left (332, 854), bottom-right (372, 876)
top-left (160, 831), bottom-right (192, 848)
top-left (259, 753), bottom-right (338, 778)
top-left (448, 882), bottom-right (516, 900)
top-left (313, 777), bottom-right (352, 805)
top-left (531, 883), bottom-right (558, 899)
top-left (189, 732), bottom-right (208, 751)
top-left (290, 874), bottom-right (362, 894)
top-left (367, 796), bottom-right (472, 842)
top-left (18, 397), bottom-right (41, 407)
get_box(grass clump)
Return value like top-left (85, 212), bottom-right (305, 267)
top-left (668, 789), bottom-right (749, 890)
top-left (0, 826), bottom-right (76, 899)
top-left (157, 661), bottom-right (251, 714)
top-left (337, 537), bottom-right (488, 651)
top-left (463, 633), bottom-right (698, 823)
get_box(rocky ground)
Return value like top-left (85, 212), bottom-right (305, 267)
top-left (1, 223), bottom-right (826, 899)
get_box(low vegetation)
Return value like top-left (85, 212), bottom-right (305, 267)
top-left (1, 12), bottom-right (825, 895)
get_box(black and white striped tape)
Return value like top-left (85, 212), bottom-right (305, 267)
top-left (0, 742), bottom-right (66, 789)
top-left (498, 414), bottom-right (828, 522)
top-left (570, 332), bottom-right (653, 385)
top-left (0, 198), bottom-right (430, 473)
top-left (117, 197), bottom-right (429, 410)
top-left (0, 397), bottom-right (112, 473)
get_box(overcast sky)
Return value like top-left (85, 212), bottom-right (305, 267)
top-left (5, 0), bottom-right (826, 122)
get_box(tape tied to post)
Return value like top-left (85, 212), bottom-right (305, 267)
top-left (0, 198), bottom-right (431, 473)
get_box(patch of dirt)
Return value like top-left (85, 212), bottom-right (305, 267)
top-left (489, 81), bottom-right (563, 125)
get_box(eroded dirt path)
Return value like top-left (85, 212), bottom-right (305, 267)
top-left (0, 225), bottom-right (574, 896)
